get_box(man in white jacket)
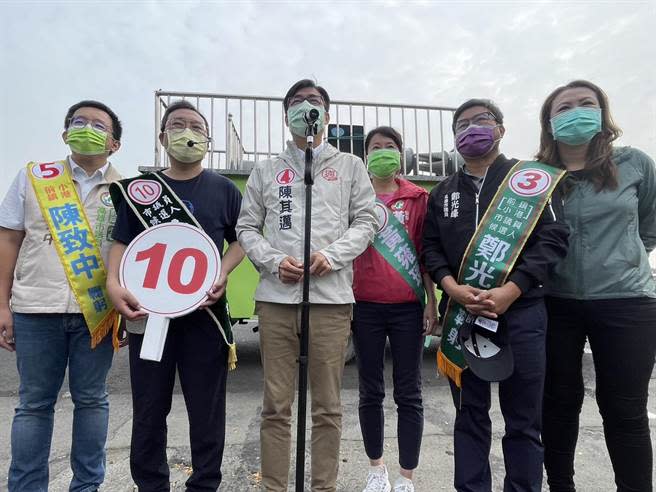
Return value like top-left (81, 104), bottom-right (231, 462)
top-left (237, 79), bottom-right (378, 492)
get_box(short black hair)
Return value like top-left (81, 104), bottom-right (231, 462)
top-left (452, 98), bottom-right (504, 133)
top-left (283, 79), bottom-right (330, 112)
top-left (64, 100), bottom-right (122, 141)
top-left (160, 100), bottom-right (210, 134)
top-left (364, 126), bottom-right (403, 155)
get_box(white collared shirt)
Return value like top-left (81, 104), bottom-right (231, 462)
top-left (0, 156), bottom-right (110, 231)
top-left (294, 141), bottom-right (326, 161)
top-left (69, 158), bottom-right (109, 200)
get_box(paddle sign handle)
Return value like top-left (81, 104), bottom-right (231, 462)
top-left (140, 314), bottom-right (171, 361)
top-left (424, 335), bottom-right (432, 348)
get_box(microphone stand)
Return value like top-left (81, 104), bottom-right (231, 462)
top-left (295, 115), bottom-right (318, 491)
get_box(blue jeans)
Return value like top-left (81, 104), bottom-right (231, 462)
top-left (9, 313), bottom-right (114, 492)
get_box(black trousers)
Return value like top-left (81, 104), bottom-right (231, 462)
top-left (449, 300), bottom-right (547, 492)
top-left (543, 297), bottom-right (656, 492)
top-left (128, 310), bottom-right (228, 492)
top-left (352, 301), bottom-right (424, 470)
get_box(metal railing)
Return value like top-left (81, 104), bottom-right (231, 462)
top-left (154, 90), bottom-right (459, 178)
top-left (226, 114), bottom-right (244, 170)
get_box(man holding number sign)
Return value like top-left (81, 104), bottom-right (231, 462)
top-left (0, 100), bottom-right (123, 491)
top-left (106, 100), bottom-right (244, 491)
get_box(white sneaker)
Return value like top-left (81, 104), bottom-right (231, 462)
top-left (362, 464), bottom-right (392, 492)
top-left (393, 476), bottom-right (415, 492)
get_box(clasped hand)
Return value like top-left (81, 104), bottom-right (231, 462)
top-left (278, 253), bottom-right (332, 283)
top-left (448, 282), bottom-right (522, 318)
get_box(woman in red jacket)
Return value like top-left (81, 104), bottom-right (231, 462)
top-left (353, 126), bottom-right (438, 492)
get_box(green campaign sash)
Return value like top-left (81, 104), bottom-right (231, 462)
top-left (372, 199), bottom-right (425, 305)
top-left (109, 172), bottom-right (237, 370)
top-left (437, 161), bottom-right (565, 387)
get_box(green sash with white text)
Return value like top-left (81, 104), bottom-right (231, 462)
top-left (437, 161), bottom-right (565, 387)
top-left (372, 199), bottom-right (425, 305)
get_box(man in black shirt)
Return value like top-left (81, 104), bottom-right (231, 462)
top-left (422, 99), bottom-right (569, 492)
top-left (107, 100), bottom-right (244, 491)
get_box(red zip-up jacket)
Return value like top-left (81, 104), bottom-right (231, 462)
top-left (353, 178), bottom-right (428, 303)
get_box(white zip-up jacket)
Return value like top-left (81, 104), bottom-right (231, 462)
top-left (237, 141), bottom-right (378, 304)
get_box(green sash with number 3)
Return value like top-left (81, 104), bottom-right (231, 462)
top-left (437, 161), bottom-right (565, 387)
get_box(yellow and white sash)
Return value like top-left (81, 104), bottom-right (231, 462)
top-left (28, 161), bottom-right (119, 348)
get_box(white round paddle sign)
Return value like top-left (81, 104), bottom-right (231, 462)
top-left (119, 223), bottom-right (220, 317)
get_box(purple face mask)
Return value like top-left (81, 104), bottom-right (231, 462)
top-left (456, 125), bottom-right (498, 158)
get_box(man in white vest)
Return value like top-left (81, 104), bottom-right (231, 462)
top-left (0, 100), bottom-right (123, 491)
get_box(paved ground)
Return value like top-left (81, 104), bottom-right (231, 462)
top-left (0, 322), bottom-right (654, 491)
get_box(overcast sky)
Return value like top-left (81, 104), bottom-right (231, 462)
top-left (1, 0), bottom-right (654, 198)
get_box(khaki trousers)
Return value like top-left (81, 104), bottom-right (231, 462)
top-left (256, 301), bottom-right (352, 492)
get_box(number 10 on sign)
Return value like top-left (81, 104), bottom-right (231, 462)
top-left (119, 223), bottom-right (220, 361)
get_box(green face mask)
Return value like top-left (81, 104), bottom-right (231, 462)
top-left (165, 129), bottom-right (208, 163)
top-left (367, 149), bottom-right (401, 178)
top-left (287, 100), bottom-right (326, 137)
top-left (66, 127), bottom-right (108, 156)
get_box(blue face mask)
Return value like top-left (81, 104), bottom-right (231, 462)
top-left (550, 107), bottom-right (602, 146)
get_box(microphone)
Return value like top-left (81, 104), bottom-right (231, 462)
top-left (303, 108), bottom-right (320, 125)
top-left (187, 139), bottom-right (210, 147)
top-left (303, 108), bottom-right (320, 138)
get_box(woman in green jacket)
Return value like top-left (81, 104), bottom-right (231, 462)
top-left (537, 79), bottom-right (656, 492)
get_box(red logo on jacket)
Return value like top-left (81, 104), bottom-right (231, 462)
top-left (276, 168), bottom-right (296, 185)
top-left (321, 168), bottom-right (338, 181)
